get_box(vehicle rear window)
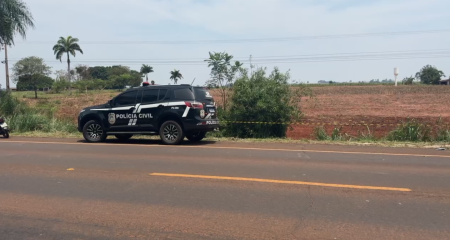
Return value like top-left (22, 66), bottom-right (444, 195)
top-left (173, 88), bottom-right (195, 100)
top-left (194, 88), bottom-right (214, 100)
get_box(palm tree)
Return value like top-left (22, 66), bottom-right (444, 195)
top-left (140, 64), bottom-right (154, 81)
top-left (52, 36), bottom-right (83, 80)
top-left (170, 69), bottom-right (183, 84)
top-left (0, 0), bottom-right (35, 45)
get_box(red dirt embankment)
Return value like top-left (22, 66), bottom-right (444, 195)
top-left (211, 85), bottom-right (450, 139)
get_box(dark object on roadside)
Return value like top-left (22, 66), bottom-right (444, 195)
top-left (0, 117), bottom-right (10, 138)
top-left (436, 148), bottom-right (446, 151)
top-left (77, 85), bottom-right (219, 145)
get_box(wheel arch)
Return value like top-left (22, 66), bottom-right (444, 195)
top-left (157, 113), bottom-right (184, 131)
top-left (80, 113), bottom-right (105, 130)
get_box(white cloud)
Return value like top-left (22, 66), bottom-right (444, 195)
top-left (1, 0), bottom-right (449, 89)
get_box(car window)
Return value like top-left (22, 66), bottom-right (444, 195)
top-left (158, 89), bottom-right (168, 100)
top-left (141, 89), bottom-right (159, 104)
top-left (115, 91), bottom-right (138, 106)
top-left (194, 88), bottom-right (214, 100)
top-left (174, 88), bottom-right (195, 100)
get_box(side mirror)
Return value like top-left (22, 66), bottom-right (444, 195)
top-left (108, 100), bottom-right (113, 107)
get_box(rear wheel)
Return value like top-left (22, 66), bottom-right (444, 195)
top-left (159, 120), bottom-right (184, 145)
top-left (186, 131), bottom-right (206, 142)
top-left (115, 134), bottom-right (133, 141)
top-left (3, 131), bottom-right (9, 138)
top-left (83, 120), bottom-right (107, 143)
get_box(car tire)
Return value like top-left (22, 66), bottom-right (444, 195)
top-left (83, 120), bottom-right (107, 143)
top-left (159, 120), bottom-right (184, 145)
top-left (115, 134), bottom-right (133, 141)
top-left (186, 131), bottom-right (206, 142)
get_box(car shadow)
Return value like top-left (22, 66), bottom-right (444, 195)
top-left (76, 138), bottom-right (217, 146)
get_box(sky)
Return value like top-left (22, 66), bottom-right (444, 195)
top-left (1, 0), bottom-right (449, 88)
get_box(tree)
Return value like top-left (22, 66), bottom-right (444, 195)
top-left (74, 64), bottom-right (90, 81)
top-left (110, 73), bottom-right (141, 90)
top-left (205, 52), bottom-right (243, 111)
top-left (140, 64), bottom-right (153, 81)
top-left (12, 56), bottom-right (52, 98)
top-left (108, 65), bottom-right (130, 76)
top-left (415, 65), bottom-right (445, 85)
top-left (129, 70), bottom-right (144, 86)
top-left (52, 36), bottom-right (83, 82)
top-left (170, 69), bottom-right (183, 84)
top-left (224, 66), bottom-right (312, 138)
top-left (89, 66), bottom-right (109, 80)
top-left (16, 74), bottom-right (53, 91)
top-left (402, 76), bottom-right (415, 85)
top-left (0, 0), bottom-right (34, 45)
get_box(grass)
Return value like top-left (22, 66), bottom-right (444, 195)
top-left (1, 91), bottom-right (78, 134)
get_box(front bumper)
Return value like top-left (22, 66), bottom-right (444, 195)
top-left (77, 115), bottom-right (82, 132)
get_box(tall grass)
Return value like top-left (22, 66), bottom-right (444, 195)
top-left (0, 91), bottom-right (77, 133)
top-left (387, 119), bottom-right (432, 142)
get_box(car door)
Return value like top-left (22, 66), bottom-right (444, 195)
top-left (137, 88), bottom-right (169, 131)
top-left (108, 90), bottom-right (139, 131)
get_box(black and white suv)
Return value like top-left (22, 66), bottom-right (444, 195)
top-left (77, 84), bottom-right (219, 145)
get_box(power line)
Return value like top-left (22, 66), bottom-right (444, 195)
top-left (14, 29), bottom-right (450, 45)
top-left (7, 55), bottom-right (449, 66)
top-left (8, 49), bottom-right (450, 62)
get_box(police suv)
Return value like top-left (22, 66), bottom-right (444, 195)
top-left (77, 84), bottom-right (219, 145)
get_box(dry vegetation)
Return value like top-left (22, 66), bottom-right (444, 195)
top-left (14, 85), bottom-right (450, 139)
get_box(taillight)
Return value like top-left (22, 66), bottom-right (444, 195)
top-left (185, 101), bottom-right (203, 109)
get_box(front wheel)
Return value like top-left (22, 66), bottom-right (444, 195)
top-left (159, 120), bottom-right (184, 145)
top-left (3, 131), bottom-right (9, 138)
top-left (83, 120), bottom-right (107, 143)
top-left (186, 131), bottom-right (206, 142)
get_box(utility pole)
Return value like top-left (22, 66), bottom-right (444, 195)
top-left (3, 44), bottom-right (10, 90)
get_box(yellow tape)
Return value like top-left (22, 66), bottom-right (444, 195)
top-left (221, 121), bottom-right (447, 128)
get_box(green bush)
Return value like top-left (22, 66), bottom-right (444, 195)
top-left (314, 126), bottom-right (330, 140)
top-left (0, 91), bottom-right (26, 116)
top-left (387, 119), bottom-right (432, 142)
top-left (435, 128), bottom-right (450, 142)
top-left (52, 79), bottom-right (70, 93)
top-left (221, 67), bottom-right (312, 138)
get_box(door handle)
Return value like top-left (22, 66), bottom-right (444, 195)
top-left (130, 107), bottom-right (136, 110)
top-left (158, 105), bottom-right (164, 108)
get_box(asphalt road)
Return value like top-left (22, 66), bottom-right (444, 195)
top-left (1, 138), bottom-right (450, 240)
